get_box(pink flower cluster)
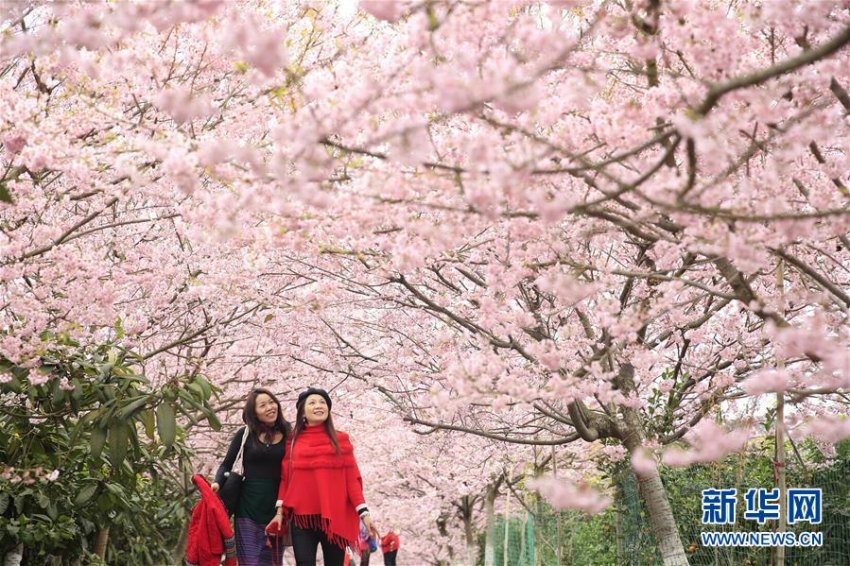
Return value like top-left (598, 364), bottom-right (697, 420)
top-left (528, 475), bottom-right (612, 514)
top-left (0, 466), bottom-right (60, 485)
top-left (662, 421), bottom-right (751, 467)
top-left (804, 416), bottom-right (850, 444)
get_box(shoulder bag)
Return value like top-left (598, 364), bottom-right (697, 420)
top-left (218, 427), bottom-right (248, 516)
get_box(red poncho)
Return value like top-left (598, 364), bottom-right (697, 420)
top-left (276, 425), bottom-right (366, 549)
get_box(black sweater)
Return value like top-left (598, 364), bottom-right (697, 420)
top-left (214, 427), bottom-right (288, 485)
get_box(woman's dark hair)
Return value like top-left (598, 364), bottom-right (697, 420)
top-left (242, 388), bottom-right (292, 442)
top-left (293, 393), bottom-right (340, 454)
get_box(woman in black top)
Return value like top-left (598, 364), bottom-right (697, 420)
top-left (212, 388), bottom-right (292, 566)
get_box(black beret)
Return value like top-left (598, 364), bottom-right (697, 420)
top-left (297, 387), bottom-right (332, 410)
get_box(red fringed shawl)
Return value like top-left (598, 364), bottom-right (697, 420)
top-left (277, 425), bottom-right (366, 549)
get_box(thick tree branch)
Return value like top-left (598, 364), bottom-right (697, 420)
top-left (404, 415), bottom-right (580, 446)
top-left (697, 25), bottom-right (850, 115)
top-left (16, 197), bottom-right (120, 261)
top-left (772, 248), bottom-right (850, 308)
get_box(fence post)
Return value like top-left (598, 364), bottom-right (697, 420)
top-left (775, 258), bottom-right (787, 566)
top-left (504, 487), bottom-right (511, 566)
top-left (552, 446), bottom-right (562, 565)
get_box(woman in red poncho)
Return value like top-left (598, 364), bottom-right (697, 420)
top-left (267, 387), bottom-right (379, 566)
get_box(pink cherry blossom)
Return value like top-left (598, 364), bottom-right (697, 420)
top-left (154, 86), bottom-right (213, 124)
top-left (2, 134), bottom-right (26, 155)
top-left (26, 371), bottom-right (50, 387)
top-left (741, 368), bottom-right (790, 395)
top-left (4, 1), bottom-right (850, 560)
top-left (359, 1), bottom-right (404, 23)
top-left (804, 416), bottom-right (850, 444)
top-left (529, 476), bottom-right (613, 514)
top-left (631, 448), bottom-right (658, 476)
top-left (662, 421), bottom-right (752, 467)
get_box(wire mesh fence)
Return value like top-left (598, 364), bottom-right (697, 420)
top-left (488, 440), bottom-right (850, 566)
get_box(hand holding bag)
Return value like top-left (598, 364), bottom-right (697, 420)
top-left (264, 518), bottom-right (292, 557)
top-left (218, 427), bottom-right (248, 516)
top-left (265, 434), bottom-right (295, 547)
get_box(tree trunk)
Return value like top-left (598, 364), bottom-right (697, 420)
top-left (484, 485), bottom-right (498, 566)
top-left (94, 527), bottom-right (110, 561)
top-left (459, 496), bottom-right (477, 566)
top-left (3, 544), bottom-right (23, 566)
top-left (620, 441), bottom-right (688, 566)
top-left (465, 519), bottom-right (476, 566)
top-left (635, 471), bottom-right (689, 566)
top-left (616, 367), bottom-right (689, 566)
top-left (171, 515), bottom-right (190, 564)
top-left (436, 514), bottom-right (455, 565)
top-left (503, 491), bottom-right (511, 566)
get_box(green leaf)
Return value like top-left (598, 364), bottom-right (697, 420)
top-left (70, 410), bottom-right (98, 446)
top-left (109, 422), bottom-right (129, 467)
top-left (0, 493), bottom-right (9, 514)
top-left (143, 408), bottom-right (156, 440)
top-left (74, 483), bottom-right (98, 506)
top-left (177, 388), bottom-right (205, 412)
top-left (206, 410), bottom-right (222, 431)
top-left (117, 396), bottom-right (148, 421)
top-left (51, 379), bottom-right (65, 406)
top-left (91, 427), bottom-right (107, 460)
top-left (100, 364), bottom-right (115, 381)
top-left (116, 373), bottom-right (149, 384)
top-left (194, 376), bottom-right (212, 400)
top-left (29, 437), bottom-right (46, 457)
top-left (175, 402), bottom-right (200, 426)
top-left (156, 402), bottom-right (176, 449)
top-left (114, 318), bottom-right (126, 339)
top-left (105, 482), bottom-right (126, 498)
top-left (187, 382), bottom-right (205, 400)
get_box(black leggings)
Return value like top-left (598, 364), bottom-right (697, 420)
top-left (291, 524), bottom-right (346, 566)
top-left (383, 549), bottom-right (398, 566)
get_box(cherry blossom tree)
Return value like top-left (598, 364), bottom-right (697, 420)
top-left (3, 1), bottom-right (850, 564)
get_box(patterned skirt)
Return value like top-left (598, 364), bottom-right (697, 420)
top-left (235, 516), bottom-right (286, 566)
